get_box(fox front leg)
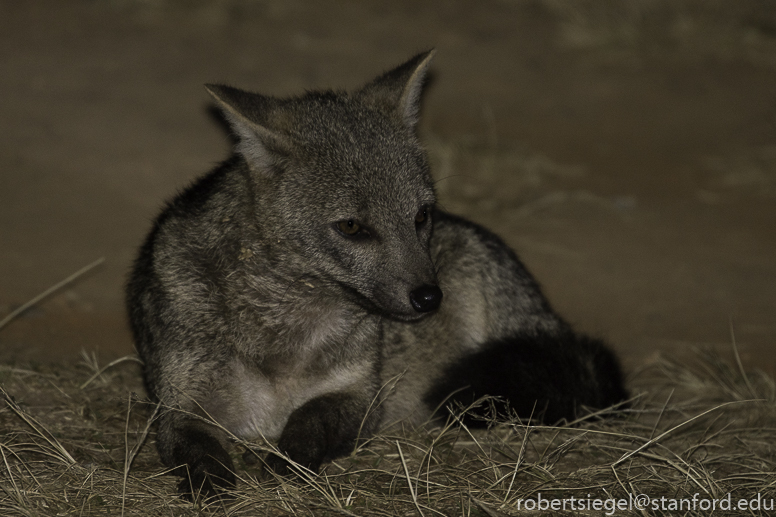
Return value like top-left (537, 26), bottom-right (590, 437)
top-left (264, 392), bottom-right (379, 476)
top-left (156, 414), bottom-right (236, 500)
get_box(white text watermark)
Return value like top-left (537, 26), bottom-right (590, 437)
top-left (515, 493), bottom-right (774, 515)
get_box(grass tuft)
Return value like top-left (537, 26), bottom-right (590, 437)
top-left (1, 348), bottom-right (775, 515)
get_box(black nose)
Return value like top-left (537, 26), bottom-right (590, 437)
top-left (409, 284), bottom-right (443, 313)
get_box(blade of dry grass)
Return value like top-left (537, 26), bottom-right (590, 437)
top-left (729, 319), bottom-right (757, 400)
top-left (80, 355), bottom-right (143, 390)
top-left (120, 396), bottom-right (159, 517)
top-left (614, 399), bottom-right (762, 467)
top-left (396, 440), bottom-right (424, 517)
top-left (1, 386), bottom-right (76, 466)
top-left (0, 258), bottom-right (104, 332)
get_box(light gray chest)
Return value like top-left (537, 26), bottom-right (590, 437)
top-left (211, 360), bottom-right (368, 440)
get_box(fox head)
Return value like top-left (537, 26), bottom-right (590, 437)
top-left (207, 51), bottom-right (442, 320)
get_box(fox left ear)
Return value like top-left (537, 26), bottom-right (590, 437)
top-left (205, 84), bottom-right (292, 176)
top-left (358, 49), bottom-right (435, 129)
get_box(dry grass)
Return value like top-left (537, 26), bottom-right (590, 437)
top-left (1, 346), bottom-right (775, 516)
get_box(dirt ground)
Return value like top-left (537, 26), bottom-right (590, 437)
top-left (1, 0), bottom-right (775, 378)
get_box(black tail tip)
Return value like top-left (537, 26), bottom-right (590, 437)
top-left (424, 330), bottom-right (628, 426)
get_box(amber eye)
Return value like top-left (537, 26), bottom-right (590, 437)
top-left (415, 208), bottom-right (427, 225)
top-left (337, 219), bottom-right (362, 236)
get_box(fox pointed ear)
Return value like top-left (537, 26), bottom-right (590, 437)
top-left (359, 49), bottom-right (435, 128)
top-left (205, 84), bottom-right (290, 175)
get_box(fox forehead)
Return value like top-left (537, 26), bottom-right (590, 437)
top-left (283, 158), bottom-right (436, 224)
top-left (277, 101), bottom-right (436, 216)
top-left (290, 98), bottom-right (425, 170)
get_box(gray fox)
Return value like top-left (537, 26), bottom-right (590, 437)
top-left (126, 50), bottom-right (627, 499)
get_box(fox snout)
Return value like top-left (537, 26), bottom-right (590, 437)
top-left (372, 265), bottom-right (442, 320)
top-left (409, 284), bottom-right (443, 313)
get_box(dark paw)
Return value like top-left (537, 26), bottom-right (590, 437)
top-left (262, 451), bottom-right (321, 478)
top-left (177, 457), bottom-right (236, 501)
top-left (262, 452), bottom-right (294, 477)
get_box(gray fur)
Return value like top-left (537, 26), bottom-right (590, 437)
top-left (126, 51), bottom-right (625, 498)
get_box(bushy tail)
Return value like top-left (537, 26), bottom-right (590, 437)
top-left (424, 330), bottom-right (628, 426)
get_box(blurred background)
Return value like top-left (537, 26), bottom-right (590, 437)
top-left (1, 0), bottom-right (775, 377)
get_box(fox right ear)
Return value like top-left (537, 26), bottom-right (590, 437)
top-left (358, 50), bottom-right (435, 129)
top-left (205, 84), bottom-right (291, 175)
